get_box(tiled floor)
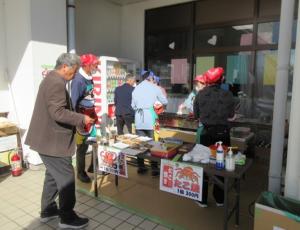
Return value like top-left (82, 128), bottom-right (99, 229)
top-left (78, 156), bottom-right (269, 230)
top-left (0, 168), bottom-right (171, 230)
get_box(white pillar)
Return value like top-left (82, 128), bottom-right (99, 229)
top-left (67, 0), bottom-right (76, 53)
top-left (285, 1), bottom-right (300, 200)
top-left (268, 0), bottom-right (295, 193)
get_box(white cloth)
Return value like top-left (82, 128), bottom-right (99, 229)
top-left (79, 67), bottom-right (92, 80)
top-left (182, 144), bottom-right (210, 162)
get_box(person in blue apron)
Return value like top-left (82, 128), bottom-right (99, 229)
top-left (152, 75), bottom-right (167, 141)
top-left (193, 67), bottom-right (235, 208)
top-left (131, 70), bottom-right (168, 176)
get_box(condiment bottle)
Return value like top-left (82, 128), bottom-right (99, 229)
top-left (132, 123), bottom-right (136, 134)
top-left (215, 141), bottom-right (225, 170)
top-left (225, 147), bottom-right (235, 171)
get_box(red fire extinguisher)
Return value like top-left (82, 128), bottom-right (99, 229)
top-left (9, 150), bottom-right (22, 177)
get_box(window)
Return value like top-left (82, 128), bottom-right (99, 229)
top-left (254, 50), bottom-right (294, 120)
top-left (195, 24), bottom-right (254, 48)
top-left (257, 21), bottom-right (297, 45)
top-left (146, 3), bottom-right (192, 32)
top-left (258, 0), bottom-right (281, 18)
top-left (145, 0), bottom-right (296, 121)
top-left (196, 0), bottom-right (254, 25)
top-left (195, 52), bottom-right (254, 117)
top-left (147, 56), bottom-right (191, 94)
top-left (146, 31), bottom-right (190, 55)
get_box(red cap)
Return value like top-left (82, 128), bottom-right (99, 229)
top-left (204, 67), bottom-right (224, 84)
top-left (80, 54), bottom-right (99, 66)
top-left (194, 74), bottom-right (206, 84)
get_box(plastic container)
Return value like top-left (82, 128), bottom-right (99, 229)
top-left (163, 137), bottom-right (183, 145)
top-left (209, 144), bottom-right (228, 159)
top-left (150, 143), bottom-right (179, 159)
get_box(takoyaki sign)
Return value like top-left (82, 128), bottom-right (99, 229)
top-left (160, 159), bottom-right (203, 201)
top-left (97, 146), bottom-right (128, 178)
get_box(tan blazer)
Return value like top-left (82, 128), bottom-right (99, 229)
top-left (25, 71), bottom-right (85, 157)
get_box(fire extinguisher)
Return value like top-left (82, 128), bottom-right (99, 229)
top-left (9, 149), bottom-right (22, 177)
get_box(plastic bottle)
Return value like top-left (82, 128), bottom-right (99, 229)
top-left (225, 147), bottom-right (235, 171)
top-left (215, 141), bottom-right (225, 170)
top-left (132, 123), bottom-right (136, 134)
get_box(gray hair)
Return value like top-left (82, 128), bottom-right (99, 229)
top-left (54, 53), bottom-right (80, 70)
top-left (125, 73), bottom-right (136, 82)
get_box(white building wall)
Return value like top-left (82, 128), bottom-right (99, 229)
top-left (30, 0), bottom-right (67, 97)
top-left (120, 0), bottom-right (194, 66)
top-left (75, 0), bottom-right (121, 57)
top-left (3, 0), bottom-right (34, 127)
top-left (0, 0), bottom-right (67, 165)
top-left (0, 0), bottom-right (12, 113)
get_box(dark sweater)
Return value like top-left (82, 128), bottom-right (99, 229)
top-left (71, 72), bottom-right (94, 111)
top-left (193, 85), bottom-right (235, 126)
top-left (114, 83), bottom-right (134, 116)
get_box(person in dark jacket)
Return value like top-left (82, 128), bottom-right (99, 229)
top-left (193, 67), bottom-right (235, 208)
top-left (25, 53), bottom-right (94, 229)
top-left (71, 54), bottom-right (99, 183)
top-left (114, 73), bottom-right (136, 135)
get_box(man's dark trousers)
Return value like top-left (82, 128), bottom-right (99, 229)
top-left (76, 142), bottom-right (93, 175)
top-left (116, 114), bottom-right (134, 135)
top-left (40, 154), bottom-right (76, 220)
top-left (200, 125), bottom-right (230, 204)
top-left (136, 129), bottom-right (158, 172)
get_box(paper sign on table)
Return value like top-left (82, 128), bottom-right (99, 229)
top-left (160, 159), bottom-right (203, 201)
top-left (97, 146), bottom-right (128, 178)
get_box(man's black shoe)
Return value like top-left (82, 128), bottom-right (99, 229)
top-left (59, 214), bottom-right (89, 229)
top-left (40, 209), bottom-right (59, 223)
top-left (87, 165), bottom-right (94, 173)
top-left (101, 171), bottom-right (109, 176)
top-left (137, 168), bottom-right (147, 175)
top-left (77, 172), bottom-right (91, 183)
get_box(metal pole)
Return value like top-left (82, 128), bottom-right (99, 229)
top-left (67, 0), bottom-right (76, 53)
top-left (93, 143), bottom-right (98, 197)
top-left (285, 1), bottom-right (300, 200)
top-left (268, 0), bottom-right (295, 193)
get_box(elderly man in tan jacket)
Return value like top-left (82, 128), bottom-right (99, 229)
top-left (25, 53), bottom-right (94, 229)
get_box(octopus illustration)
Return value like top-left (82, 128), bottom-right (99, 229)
top-left (175, 167), bottom-right (199, 183)
top-left (100, 151), bottom-right (117, 166)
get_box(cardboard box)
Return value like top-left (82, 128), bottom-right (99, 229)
top-left (159, 128), bottom-right (196, 143)
top-left (0, 119), bottom-right (18, 136)
top-left (254, 192), bottom-right (300, 230)
top-left (0, 161), bottom-right (10, 175)
top-left (0, 134), bottom-right (18, 166)
top-left (0, 134), bottom-right (18, 152)
top-left (0, 150), bottom-right (12, 165)
top-left (230, 132), bottom-right (254, 151)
